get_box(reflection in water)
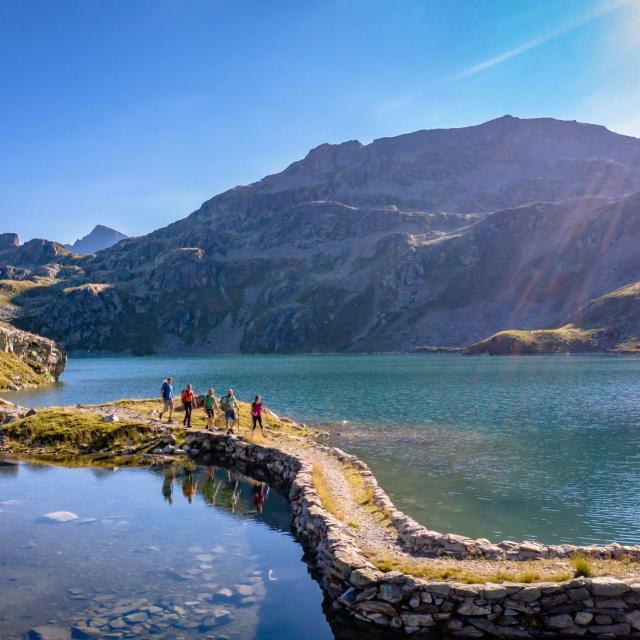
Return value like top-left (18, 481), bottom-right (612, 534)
top-left (0, 459), bottom-right (402, 640)
top-left (162, 467), bottom-right (175, 505)
top-left (158, 465), bottom-right (273, 515)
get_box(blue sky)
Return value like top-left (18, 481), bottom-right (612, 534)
top-left (1, 0), bottom-right (639, 244)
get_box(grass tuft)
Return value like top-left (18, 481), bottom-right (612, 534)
top-left (571, 554), bottom-right (594, 578)
top-left (311, 460), bottom-right (344, 521)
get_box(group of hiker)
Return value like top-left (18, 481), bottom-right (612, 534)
top-left (158, 377), bottom-right (265, 436)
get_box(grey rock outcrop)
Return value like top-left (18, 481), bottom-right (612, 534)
top-left (0, 322), bottom-right (66, 387)
top-left (0, 233), bottom-right (20, 250)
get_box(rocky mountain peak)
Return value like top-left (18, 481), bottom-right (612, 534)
top-left (64, 225), bottom-right (128, 255)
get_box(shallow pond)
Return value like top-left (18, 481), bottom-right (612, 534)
top-left (0, 459), bottom-right (385, 640)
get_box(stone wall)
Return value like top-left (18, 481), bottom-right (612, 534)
top-left (173, 431), bottom-right (640, 638)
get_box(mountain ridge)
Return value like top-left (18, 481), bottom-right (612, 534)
top-left (1, 115), bottom-right (640, 354)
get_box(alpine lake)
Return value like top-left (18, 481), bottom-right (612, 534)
top-left (2, 353), bottom-right (640, 639)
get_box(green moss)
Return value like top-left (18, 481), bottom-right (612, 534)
top-left (5, 408), bottom-right (151, 453)
top-left (0, 351), bottom-right (50, 390)
top-left (4, 397), bottom-right (315, 466)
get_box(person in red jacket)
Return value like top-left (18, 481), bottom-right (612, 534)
top-left (181, 383), bottom-right (196, 428)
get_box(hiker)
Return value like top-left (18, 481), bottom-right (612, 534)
top-left (251, 395), bottom-right (265, 436)
top-left (159, 377), bottom-right (174, 423)
top-left (220, 388), bottom-right (239, 434)
top-left (181, 383), bottom-right (196, 428)
top-left (204, 387), bottom-right (219, 430)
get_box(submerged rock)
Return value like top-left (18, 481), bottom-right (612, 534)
top-left (70, 625), bottom-right (100, 639)
top-left (41, 511), bottom-right (79, 523)
top-left (27, 626), bottom-right (71, 640)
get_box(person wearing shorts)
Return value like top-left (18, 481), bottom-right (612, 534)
top-left (221, 388), bottom-right (239, 434)
top-left (204, 387), bottom-right (218, 430)
top-left (251, 395), bottom-right (265, 436)
top-left (159, 377), bottom-right (174, 423)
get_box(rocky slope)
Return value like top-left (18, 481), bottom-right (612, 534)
top-left (466, 280), bottom-right (640, 355)
top-left (0, 322), bottom-right (66, 390)
top-left (64, 224), bottom-right (128, 254)
top-left (2, 116), bottom-right (640, 354)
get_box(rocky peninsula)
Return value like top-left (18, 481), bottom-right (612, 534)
top-left (2, 399), bottom-right (640, 638)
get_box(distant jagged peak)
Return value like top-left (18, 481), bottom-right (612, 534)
top-left (64, 224), bottom-right (128, 255)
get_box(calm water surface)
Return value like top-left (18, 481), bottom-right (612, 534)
top-left (7, 354), bottom-right (640, 546)
top-left (0, 460), bottom-right (361, 640)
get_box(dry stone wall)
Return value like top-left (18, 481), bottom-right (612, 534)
top-left (173, 431), bottom-right (640, 638)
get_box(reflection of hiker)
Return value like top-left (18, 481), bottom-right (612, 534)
top-left (220, 389), bottom-right (239, 435)
top-left (201, 466), bottom-right (219, 505)
top-left (159, 377), bottom-right (174, 423)
top-left (252, 482), bottom-right (269, 513)
top-left (251, 395), bottom-right (265, 436)
top-left (204, 388), bottom-right (219, 430)
top-left (162, 467), bottom-right (175, 505)
top-left (182, 469), bottom-right (197, 504)
top-left (181, 384), bottom-right (196, 428)
top-left (227, 470), bottom-right (240, 512)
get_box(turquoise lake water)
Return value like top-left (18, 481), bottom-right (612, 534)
top-left (7, 354), bottom-right (640, 546)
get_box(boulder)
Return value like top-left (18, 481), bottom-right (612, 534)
top-left (590, 577), bottom-right (630, 597)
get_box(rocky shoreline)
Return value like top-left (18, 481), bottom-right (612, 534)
top-left (3, 404), bottom-right (640, 638)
